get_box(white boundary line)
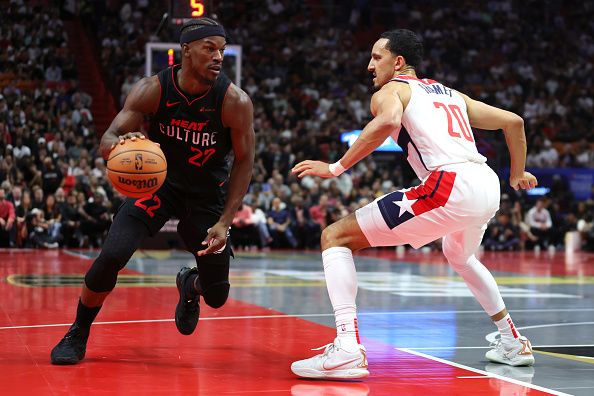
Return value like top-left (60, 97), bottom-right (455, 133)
top-left (62, 249), bottom-right (94, 260)
top-left (3, 311), bottom-right (594, 331)
top-left (397, 348), bottom-right (572, 396)
top-left (1, 316), bottom-right (591, 352)
top-left (400, 344), bottom-right (594, 351)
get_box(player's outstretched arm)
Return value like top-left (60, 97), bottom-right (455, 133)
top-left (198, 85), bottom-right (255, 256)
top-left (461, 93), bottom-right (537, 191)
top-left (292, 85), bottom-right (402, 178)
top-left (99, 76), bottom-right (160, 160)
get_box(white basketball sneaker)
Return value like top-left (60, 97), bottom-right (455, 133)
top-left (485, 336), bottom-right (535, 366)
top-left (291, 337), bottom-right (369, 379)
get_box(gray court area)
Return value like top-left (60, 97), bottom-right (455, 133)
top-left (86, 249), bottom-right (594, 395)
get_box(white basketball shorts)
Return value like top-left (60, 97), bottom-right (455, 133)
top-left (355, 162), bottom-right (501, 248)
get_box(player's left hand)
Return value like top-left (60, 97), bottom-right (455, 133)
top-left (197, 222), bottom-right (229, 256)
top-left (292, 160), bottom-right (334, 179)
top-left (510, 171), bottom-right (538, 191)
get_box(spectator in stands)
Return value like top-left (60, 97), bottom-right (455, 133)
top-left (31, 186), bottom-right (44, 209)
top-left (12, 137), bottom-right (31, 160)
top-left (525, 199), bottom-right (553, 249)
top-left (14, 189), bottom-right (31, 248)
top-left (509, 200), bottom-right (536, 250)
top-left (0, 97), bottom-right (8, 124)
top-left (558, 143), bottom-right (577, 168)
top-left (538, 140), bottom-right (558, 168)
top-left (91, 157), bottom-right (107, 182)
top-left (54, 187), bottom-right (66, 207)
top-left (267, 197), bottom-right (297, 248)
top-left (8, 185), bottom-right (22, 209)
top-left (579, 212), bottom-right (594, 251)
top-left (27, 208), bottom-right (60, 249)
top-left (309, 194), bottom-right (330, 230)
top-left (289, 195), bottom-right (319, 249)
top-left (79, 191), bottom-right (110, 248)
top-left (231, 203), bottom-right (259, 250)
top-left (43, 194), bottom-right (62, 241)
top-left (0, 187), bottom-right (15, 247)
top-left (575, 139), bottom-right (594, 168)
top-left (59, 192), bottom-right (81, 248)
top-left (249, 200), bottom-right (272, 249)
top-left (41, 156), bottom-right (63, 195)
top-left (484, 212), bottom-right (520, 251)
top-left (45, 61), bottom-right (62, 82)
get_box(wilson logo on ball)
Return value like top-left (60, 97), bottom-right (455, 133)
top-left (117, 176), bottom-right (158, 189)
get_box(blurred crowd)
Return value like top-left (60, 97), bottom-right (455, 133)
top-left (1, 0), bottom-right (593, 251)
top-left (0, 2), bottom-right (120, 248)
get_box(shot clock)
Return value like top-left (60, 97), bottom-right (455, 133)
top-left (170, 0), bottom-right (213, 24)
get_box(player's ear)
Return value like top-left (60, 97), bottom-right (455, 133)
top-left (394, 55), bottom-right (405, 72)
top-left (181, 43), bottom-right (190, 58)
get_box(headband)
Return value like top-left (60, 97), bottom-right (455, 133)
top-left (180, 25), bottom-right (226, 45)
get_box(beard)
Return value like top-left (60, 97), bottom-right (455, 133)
top-left (195, 70), bottom-right (216, 86)
top-left (189, 64), bottom-right (218, 86)
top-left (371, 76), bottom-right (383, 92)
top-left (370, 72), bottom-right (383, 91)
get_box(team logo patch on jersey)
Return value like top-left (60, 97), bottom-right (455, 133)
top-left (377, 171), bottom-right (456, 229)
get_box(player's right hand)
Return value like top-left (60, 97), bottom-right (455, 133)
top-left (109, 132), bottom-right (146, 150)
top-left (108, 132), bottom-right (160, 151)
top-left (510, 171), bottom-right (538, 191)
top-left (292, 160), bottom-right (334, 179)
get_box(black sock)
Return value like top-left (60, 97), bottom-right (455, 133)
top-left (73, 298), bottom-right (101, 334)
top-left (184, 273), bottom-right (201, 300)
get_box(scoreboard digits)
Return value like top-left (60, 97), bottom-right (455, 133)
top-left (170, 0), bottom-right (211, 23)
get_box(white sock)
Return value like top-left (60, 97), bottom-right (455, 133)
top-left (495, 313), bottom-right (520, 348)
top-left (322, 247), bottom-right (360, 352)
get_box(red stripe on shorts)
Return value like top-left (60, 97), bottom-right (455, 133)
top-left (406, 171), bottom-right (456, 215)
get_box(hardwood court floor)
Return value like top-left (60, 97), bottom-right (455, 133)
top-left (1, 247), bottom-right (593, 395)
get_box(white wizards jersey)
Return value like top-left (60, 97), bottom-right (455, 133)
top-left (391, 75), bottom-right (486, 180)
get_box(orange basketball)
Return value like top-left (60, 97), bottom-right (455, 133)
top-left (106, 138), bottom-right (167, 198)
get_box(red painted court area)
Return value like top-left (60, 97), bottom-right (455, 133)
top-left (1, 250), bottom-right (557, 395)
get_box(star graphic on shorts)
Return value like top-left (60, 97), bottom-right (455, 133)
top-left (393, 194), bottom-right (417, 217)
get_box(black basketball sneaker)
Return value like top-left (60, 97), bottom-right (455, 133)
top-left (175, 267), bottom-right (200, 335)
top-left (50, 324), bottom-right (89, 365)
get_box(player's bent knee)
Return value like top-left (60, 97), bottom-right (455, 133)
top-left (443, 239), bottom-right (462, 261)
top-left (320, 216), bottom-right (367, 251)
top-left (202, 281), bottom-right (230, 309)
top-left (320, 222), bottom-right (351, 249)
top-left (84, 249), bottom-right (131, 292)
top-left (85, 263), bottom-right (118, 293)
top-left (444, 246), bottom-right (475, 273)
top-left (320, 225), bottom-right (337, 248)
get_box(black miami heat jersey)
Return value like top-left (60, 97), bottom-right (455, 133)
top-left (149, 64), bottom-right (232, 207)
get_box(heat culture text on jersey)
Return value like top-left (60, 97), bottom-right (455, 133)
top-left (158, 118), bottom-right (218, 147)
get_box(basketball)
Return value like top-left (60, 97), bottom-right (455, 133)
top-left (106, 138), bottom-right (167, 198)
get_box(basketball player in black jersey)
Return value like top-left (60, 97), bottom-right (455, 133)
top-left (51, 18), bottom-right (255, 364)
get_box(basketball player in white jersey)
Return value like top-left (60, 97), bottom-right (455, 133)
top-left (290, 29), bottom-right (538, 379)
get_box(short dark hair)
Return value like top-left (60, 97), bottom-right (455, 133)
top-left (379, 29), bottom-right (423, 68)
top-left (180, 17), bottom-right (221, 34)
